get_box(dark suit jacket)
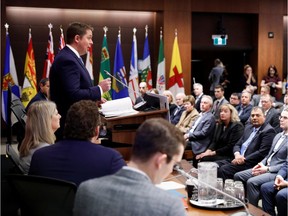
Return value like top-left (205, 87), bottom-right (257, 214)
top-left (25, 91), bottom-right (48, 111)
top-left (29, 139), bottom-right (126, 186)
top-left (265, 108), bottom-right (280, 132)
top-left (208, 121), bottom-right (244, 159)
top-left (233, 122), bottom-right (276, 167)
top-left (212, 97), bottom-right (229, 120)
top-left (170, 106), bottom-right (185, 125)
top-left (236, 104), bottom-right (253, 125)
top-left (194, 93), bottom-right (204, 113)
top-left (49, 46), bottom-right (101, 138)
top-left (188, 111), bottom-right (216, 154)
top-left (261, 133), bottom-right (288, 173)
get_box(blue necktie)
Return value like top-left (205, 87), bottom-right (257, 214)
top-left (240, 128), bottom-right (257, 155)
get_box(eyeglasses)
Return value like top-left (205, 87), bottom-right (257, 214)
top-left (279, 116), bottom-right (288, 120)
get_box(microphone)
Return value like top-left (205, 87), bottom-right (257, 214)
top-left (173, 166), bottom-right (252, 216)
top-left (104, 70), bottom-right (147, 110)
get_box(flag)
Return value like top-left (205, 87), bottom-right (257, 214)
top-left (112, 33), bottom-right (129, 100)
top-left (21, 28), bottom-right (37, 107)
top-left (140, 29), bottom-right (152, 90)
top-left (59, 26), bottom-right (65, 52)
top-left (156, 31), bottom-right (165, 94)
top-left (128, 28), bottom-right (139, 104)
top-left (168, 33), bottom-right (184, 96)
top-left (2, 27), bottom-right (20, 123)
top-left (42, 24), bottom-right (54, 78)
top-left (99, 29), bottom-right (112, 100)
top-left (85, 45), bottom-right (94, 83)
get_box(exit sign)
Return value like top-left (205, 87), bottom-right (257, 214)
top-left (212, 35), bottom-right (228, 46)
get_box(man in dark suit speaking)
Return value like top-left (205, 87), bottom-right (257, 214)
top-left (49, 22), bottom-right (111, 140)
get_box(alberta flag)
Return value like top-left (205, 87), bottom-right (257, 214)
top-left (168, 34), bottom-right (184, 96)
top-left (42, 24), bottom-right (54, 78)
top-left (22, 28), bottom-right (37, 107)
top-left (2, 29), bottom-right (20, 123)
top-left (86, 45), bottom-right (94, 83)
top-left (59, 26), bottom-right (65, 52)
top-left (140, 31), bottom-right (152, 90)
top-left (128, 29), bottom-right (139, 104)
top-left (112, 34), bottom-right (129, 100)
top-left (156, 32), bottom-right (165, 94)
top-left (99, 32), bottom-right (112, 100)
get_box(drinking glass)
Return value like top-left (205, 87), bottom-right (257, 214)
top-left (224, 179), bottom-right (235, 206)
top-left (216, 178), bottom-right (224, 199)
top-left (234, 181), bottom-right (245, 204)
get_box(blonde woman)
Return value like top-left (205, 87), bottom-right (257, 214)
top-left (176, 95), bottom-right (199, 133)
top-left (196, 104), bottom-right (244, 161)
top-left (19, 101), bottom-right (61, 174)
top-left (162, 90), bottom-right (177, 115)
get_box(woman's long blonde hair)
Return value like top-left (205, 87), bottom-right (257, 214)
top-left (219, 103), bottom-right (240, 123)
top-left (19, 101), bottom-right (57, 157)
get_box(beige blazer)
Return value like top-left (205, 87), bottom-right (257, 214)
top-left (176, 108), bottom-right (199, 133)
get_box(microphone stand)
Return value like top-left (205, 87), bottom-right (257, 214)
top-left (174, 166), bottom-right (252, 216)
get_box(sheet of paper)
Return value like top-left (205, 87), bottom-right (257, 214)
top-left (156, 181), bottom-right (185, 190)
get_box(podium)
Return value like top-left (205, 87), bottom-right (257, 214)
top-left (100, 109), bottom-right (168, 160)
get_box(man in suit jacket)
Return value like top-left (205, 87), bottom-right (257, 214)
top-left (212, 85), bottom-right (229, 121)
top-left (251, 86), bottom-right (275, 107)
top-left (234, 108), bottom-right (288, 206)
top-left (193, 83), bottom-right (204, 112)
top-left (49, 22), bottom-right (111, 140)
top-left (261, 94), bottom-right (280, 132)
top-left (26, 78), bottom-right (50, 111)
top-left (236, 91), bottom-right (253, 125)
top-left (170, 92), bottom-right (186, 125)
top-left (29, 100), bottom-right (125, 186)
top-left (74, 118), bottom-right (186, 216)
top-left (184, 95), bottom-right (216, 158)
top-left (217, 107), bottom-right (276, 180)
top-left (261, 161), bottom-right (288, 216)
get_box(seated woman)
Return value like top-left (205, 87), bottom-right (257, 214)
top-left (19, 101), bottom-right (61, 174)
top-left (176, 95), bottom-right (199, 134)
top-left (196, 103), bottom-right (244, 162)
top-left (261, 65), bottom-right (282, 99)
top-left (162, 90), bottom-right (177, 115)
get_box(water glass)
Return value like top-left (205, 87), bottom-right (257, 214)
top-left (216, 178), bottom-right (224, 199)
top-left (224, 179), bottom-right (235, 206)
top-left (234, 181), bottom-right (245, 203)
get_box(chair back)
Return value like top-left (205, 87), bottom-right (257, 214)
top-left (11, 98), bottom-right (27, 128)
top-left (6, 144), bottom-right (25, 174)
top-left (6, 174), bottom-right (77, 216)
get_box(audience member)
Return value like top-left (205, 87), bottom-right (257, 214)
top-left (229, 92), bottom-right (241, 108)
top-left (162, 90), bottom-right (177, 116)
top-left (208, 58), bottom-right (224, 96)
top-left (176, 95), bottom-right (199, 133)
top-left (193, 83), bottom-right (204, 112)
top-left (135, 82), bottom-right (148, 104)
top-left (261, 65), bottom-right (282, 98)
top-left (184, 95), bottom-right (216, 167)
top-left (251, 86), bottom-right (275, 107)
top-left (19, 101), bottom-right (60, 174)
top-left (216, 107), bottom-right (276, 180)
top-left (149, 88), bottom-right (159, 94)
top-left (234, 108), bottom-right (288, 206)
top-left (212, 85), bottom-right (229, 122)
top-left (26, 78), bottom-right (50, 111)
top-left (240, 64), bottom-right (257, 93)
top-left (196, 104), bottom-right (244, 162)
top-left (74, 118), bottom-right (186, 216)
top-left (49, 22), bottom-right (111, 140)
top-left (219, 66), bottom-right (231, 98)
top-left (261, 161), bottom-right (288, 216)
top-left (279, 94), bottom-right (288, 112)
top-left (260, 94), bottom-right (281, 132)
top-left (170, 92), bottom-right (186, 125)
top-left (29, 100), bottom-right (126, 186)
top-left (236, 91), bottom-right (253, 125)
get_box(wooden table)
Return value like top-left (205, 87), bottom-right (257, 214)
top-left (167, 160), bottom-right (269, 216)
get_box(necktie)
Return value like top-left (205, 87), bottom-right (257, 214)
top-left (79, 57), bottom-right (84, 65)
top-left (240, 128), bottom-right (257, 155)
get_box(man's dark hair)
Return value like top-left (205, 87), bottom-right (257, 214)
top-left (66, 22), bottom-right (94, 44)
top-left (132, 118), bottom-right (185, 163)
top-left (64, 100), bottom-right (100, 140)
top-left (215, 84), bottom-right (224, 92)
top-left (231, 92), bottom-right (240, 100)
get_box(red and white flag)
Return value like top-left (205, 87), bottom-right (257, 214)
top-left (42, 23), bottom-right (54, 78)
top-left (59, 26), bottom-right (65, 52)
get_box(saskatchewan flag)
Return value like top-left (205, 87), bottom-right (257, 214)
top-left (99, 33), bottom-right (112, 100)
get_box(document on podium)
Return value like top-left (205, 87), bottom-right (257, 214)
top-left (100, 97), bottom-right (139, 117)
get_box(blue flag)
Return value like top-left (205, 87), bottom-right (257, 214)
top-left (112, 35), bottom-right (129, 99)
top-left (2, 31), bottom-right (20, 123)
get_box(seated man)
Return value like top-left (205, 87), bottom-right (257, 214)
top-left (234, 108), bottom-right (288, 206)
top-left (170, 92), bottom-right (186, 125)
top-left (184, 95), bottom-right (216, 167)
top-left (236, 91), bottom-right (253, 125)
top-left (29, 100), bottom-right (126, 186)
top-left (212, 85), bottom-right (229, 122)
top-left (74, 118), bottom-right (186, 216)
top-left (261, 161), bottom-right (288, 216)
top-left (216, 107), bottom-right (276, 180)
